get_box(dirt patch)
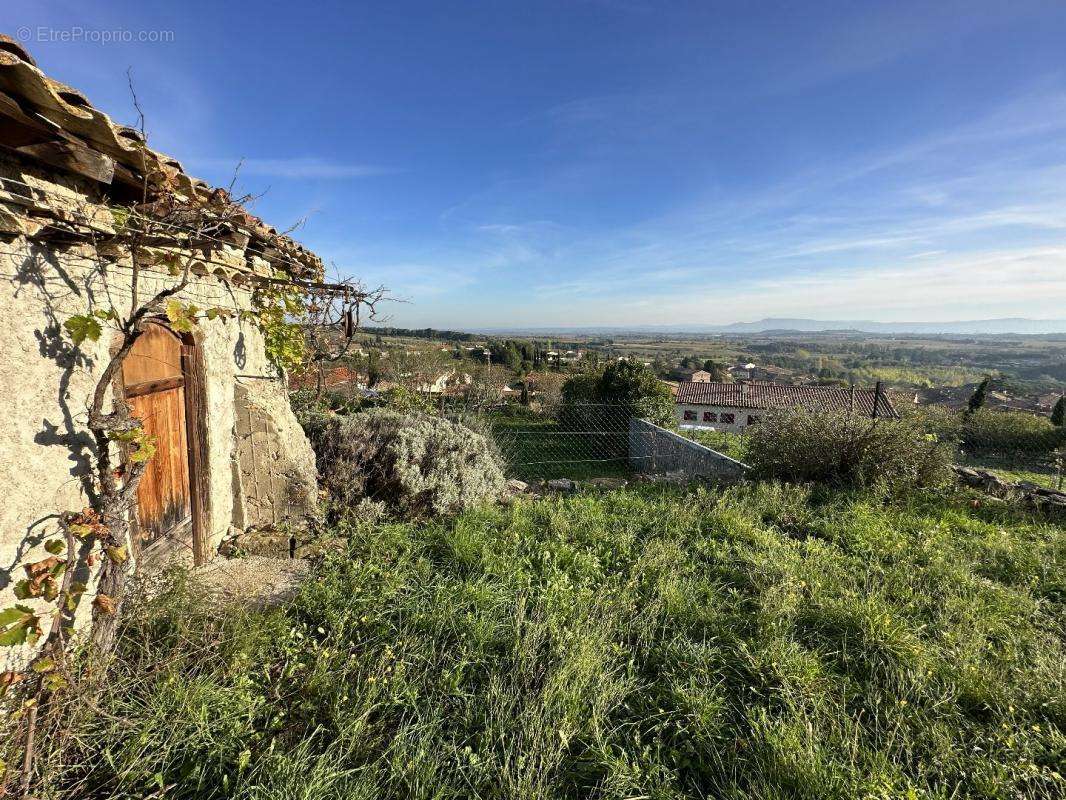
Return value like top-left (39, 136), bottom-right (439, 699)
top-left (191, 555), bottom-right (310, 608)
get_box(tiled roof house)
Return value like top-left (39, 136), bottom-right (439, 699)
top-left (676, 381), bottom-right (898, 431)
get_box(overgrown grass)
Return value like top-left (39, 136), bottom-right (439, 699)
top-left (43, 484), bottom-right (1065, 799)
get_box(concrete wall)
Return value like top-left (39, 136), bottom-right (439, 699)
top-left (629, 418), bottom-right (749, 479)
top-left (0, 164), bottom-right (317, 667)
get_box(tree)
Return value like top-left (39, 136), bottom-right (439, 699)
top-left (966, 377), bottom-right (991, 418)
top-left (462, 366), bottom-right (510, 411)
top-left (560, 361), bottom-right (674, 429)
top-left (1052, 395), bottom-right (1065, 427)
top-left (702, 359), bottom-right (729, 381)
top-left (367, 350), bottom-right (382, 387)
top-left (516, 362), bottom-right (532, 405)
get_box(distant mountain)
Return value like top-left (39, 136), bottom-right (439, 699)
top-left (704, 318), bottom-right (1066, 335)
top-left (474, 318), bottom-right (1066, 336)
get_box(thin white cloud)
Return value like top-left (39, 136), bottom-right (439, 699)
top-left (473, 245), bottom-right (1066, 328)
top-left (191, 157), bottom-right (395, 179)
top-left (610, 247), bottom-right (1066, 323)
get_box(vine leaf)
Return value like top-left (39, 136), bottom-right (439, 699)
top-left (68, 508), bottom-right (106, 540)
top-left (14, 557), bottom-right (63, 603)
top-left (0, 669), bottom-right (24, 697)
top-left (0, 605), bottom-right (42, 646)
top-left (64, 581), bottom-right (88, 613)
top-left (165, 300), bottom-right (199, 333)
top-left (63, 315), bottom-right (103, 346)
top-left (111, 429), bottom-right (158, 464)
top-left (31, 657), bottom-right (55, 674)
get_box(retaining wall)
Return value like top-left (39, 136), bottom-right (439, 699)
top-left (629, 418), bottom-right (749, 480)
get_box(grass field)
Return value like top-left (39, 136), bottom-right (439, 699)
top-left (40, 483), bottom-right (1065, 799)
top-left (682, 428), bottom-right (751, 463)
top-left (489, 412), bottom-right (631, 481)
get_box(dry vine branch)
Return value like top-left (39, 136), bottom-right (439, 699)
top-left (6, 155), bottom-right (293, 800)
top-left (300, 270), bottom-right (389, 399)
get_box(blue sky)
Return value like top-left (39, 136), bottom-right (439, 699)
top-left (5, 1), bottom-right (1066, 328)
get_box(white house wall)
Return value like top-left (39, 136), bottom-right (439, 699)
top-left (676, 404), bottom-right (762, 433)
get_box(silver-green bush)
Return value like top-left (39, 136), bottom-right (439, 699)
top-left (307, 409), bottom-right (506, 517)
top-left (746, 408), bottom-right (953, 493)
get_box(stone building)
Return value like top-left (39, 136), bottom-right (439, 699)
top-left (0, 39), bottom-right (318, 662)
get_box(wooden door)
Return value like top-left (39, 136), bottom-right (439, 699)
top-left (122, 323), bottom-right (193, 547)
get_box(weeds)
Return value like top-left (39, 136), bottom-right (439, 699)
top-left (34, 484), bottom-right (1066, 798)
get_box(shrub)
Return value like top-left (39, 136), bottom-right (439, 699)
top-left (1052, 396), bottom-right (1065, 427)
top-left (306, 409), bottom-right (505, 517)
top-left (962, 408), bottom-right (1066, 455)
top-left (904, 402), bottom-right (965, 443)
top-left (746, 408), bottom-right (952, 492)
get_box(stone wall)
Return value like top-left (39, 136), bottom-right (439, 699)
top-left (0, 163), bottom-right (318, 668)
top-left (953, 466), bottom-right (1066, 519)
top-left (231, 381), bottom-right (318, 530)
top-left (629, 418), bottom-right (749, 480)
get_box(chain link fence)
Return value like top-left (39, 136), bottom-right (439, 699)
top-left (956, 431), bottom-right (1065, 490)
top-left (479, 404), bottom-right (637, 481)
top-left (460, 404), bottom-right (742, 482)
top-left (677, 411), bottom-right (1066, 491)
top-left (301, 392), bottom-right (1066, 491)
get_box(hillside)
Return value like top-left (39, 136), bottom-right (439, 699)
top-left (475, 318), bottom-right (1066, 336)
top-left (42, 484), bottom-right (1065, 799)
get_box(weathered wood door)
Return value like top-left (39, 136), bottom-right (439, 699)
top-left (121, 322), bottom-right (197, 552)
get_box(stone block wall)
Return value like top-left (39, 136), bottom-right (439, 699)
top-left (953, 466), bottom-right (1066, 519)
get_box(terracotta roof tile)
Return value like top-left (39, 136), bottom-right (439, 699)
top-left (0, 38), bottom-right (322, 278)
top-left (675, 381), bottom-right (899, 418)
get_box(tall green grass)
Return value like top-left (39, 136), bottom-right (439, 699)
top-left (42, 484), bottom-right (1065, 799)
